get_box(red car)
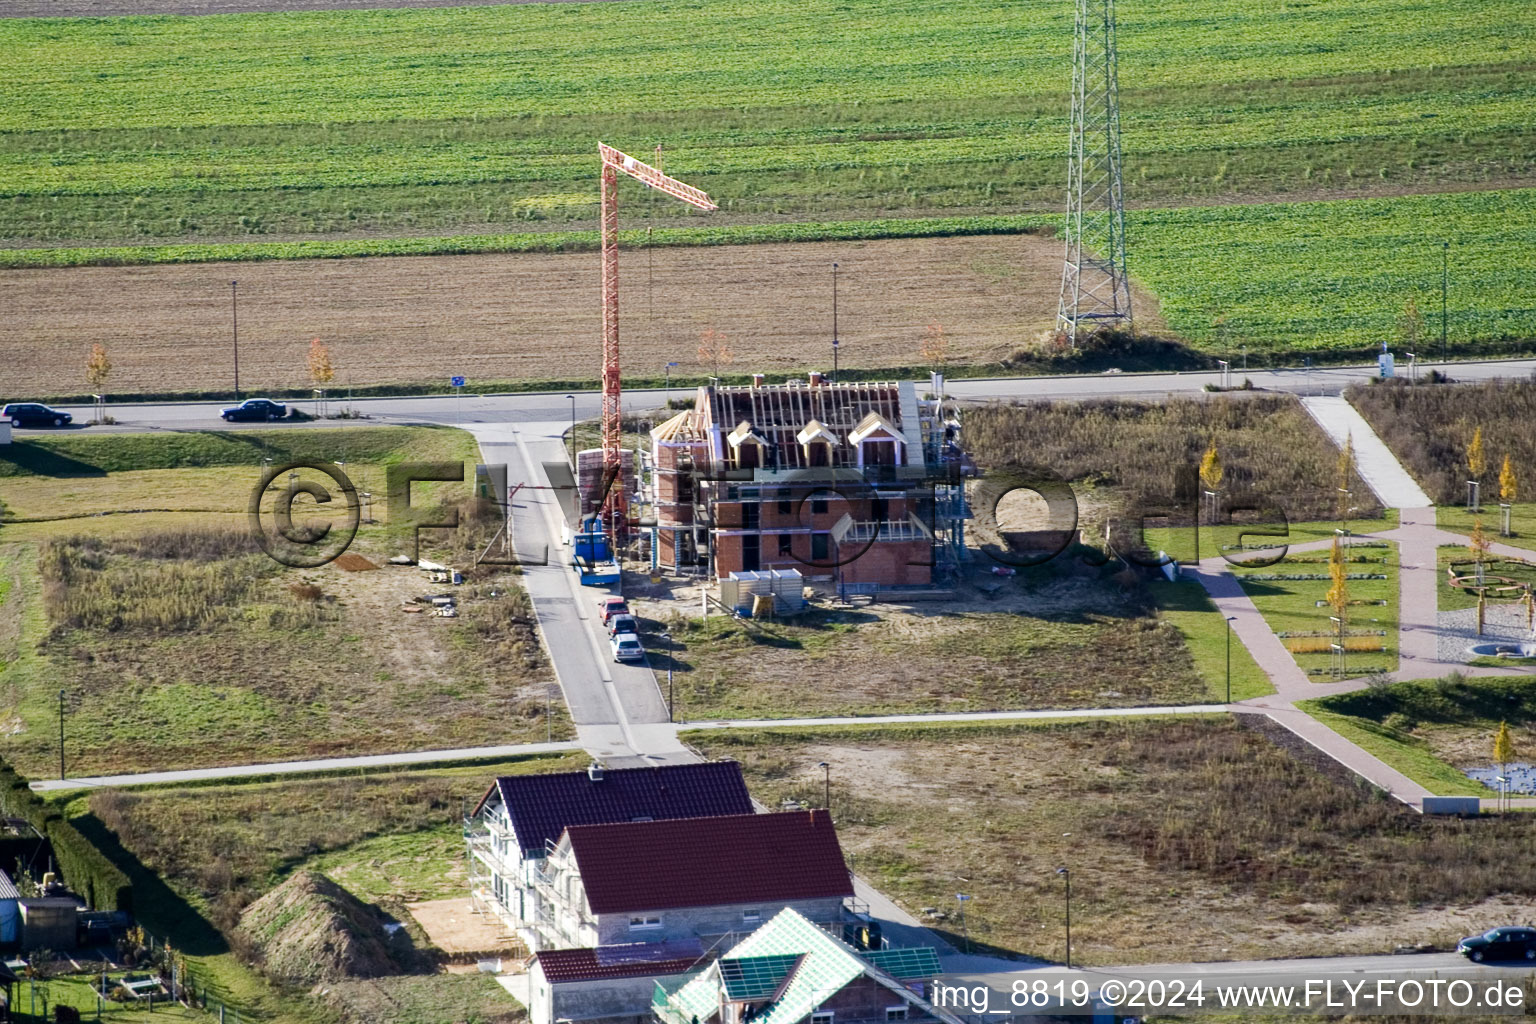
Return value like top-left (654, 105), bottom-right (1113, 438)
top-left (597, 596), bottom-right (629, 625)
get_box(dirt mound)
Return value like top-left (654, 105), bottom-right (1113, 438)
top-left (239, 870), bottom-right (404, 985)
top-left (333, 553), bottom-right (379, 571)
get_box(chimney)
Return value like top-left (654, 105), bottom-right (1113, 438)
top-left (807, 371), bottom-right (826, 387)
top-left (587, 762), bottom-right (605, 782)
top-left (752, 373), bottom-right (765, 388)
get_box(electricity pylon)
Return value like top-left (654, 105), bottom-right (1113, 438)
top-left (1056, 0), bottom-right (1132, 346)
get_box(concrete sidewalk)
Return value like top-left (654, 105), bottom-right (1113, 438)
top-left (31, 740), bottom-right (585, 792)
top-left (1301, 396), bottom-right (1433, 508)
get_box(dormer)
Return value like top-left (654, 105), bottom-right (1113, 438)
top-left (796, 419), bottom-right (839, 467)
top-left (847, 411), bottom-right (905, 468)
top-left (727, 420), bottom-right (769, 470)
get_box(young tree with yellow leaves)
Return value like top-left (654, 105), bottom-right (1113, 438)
top-left (1326, 534), bottom-right (1350, 674)
top-left (85, 342), bottom-right (112, 424)
top-left (307, 337), bottom-right (335, 386)
top-left (697, 328), bottom-right (733, 380)
top-left (1494, 721), bottom-right (1516, 811)
top-left (1336, 432), bottom-right (1357, 524)
top-left (1500, 454), bottom-right (1519, 536)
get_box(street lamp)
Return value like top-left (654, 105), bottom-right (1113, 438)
top-left (954, 893), bottom-right (970, 954)
top-left (230, 279), bottom-right (240, 401)
top-left (664, 362), bottom-right (679, 408)
top-left (565, 395), bottom-right (577, 467)
top-left (1441, 240), bottom-right (1449, 364)
top-left (1225, 615), bottom-right (1237, 704)
top-left (1056, 866), bottom-right (1071, 968)
top-left (57, 689), bottom-right (66, 780)
top-left (816, 761), bottom-right (830, 810)
top-left (659, 631), bottom-right (675, 722)
top-left (831, 262), bottom-right (840, 383)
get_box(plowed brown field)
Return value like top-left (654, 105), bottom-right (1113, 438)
top-left (0, 234), bottom-right (1163, 397)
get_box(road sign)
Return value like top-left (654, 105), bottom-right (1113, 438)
top-left (451, 376), bottom-right (466, 388)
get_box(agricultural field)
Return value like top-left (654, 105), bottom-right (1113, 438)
top-left (0, 233), bottom-right (1149, 399)
top-left (0, 427), bottom-right (567, 777)
top-left (48, 755), bottom-right (578, 1024)
top-left (1, 0), bottom-right (1531, 247)
top-left (1349, 378), bottom-right (1536, 505)
top-left (689, 718), bottom-right (1536, 964)
top-left (1302, 674), bottom-right (1536, 798)
top-left (1131, 188), bottom-right (1536, 357)
top-left (0, 0), bottom-right (1533, 373)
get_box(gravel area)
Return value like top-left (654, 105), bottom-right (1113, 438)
top-left (1435, 605), bottom-right (1536, 663)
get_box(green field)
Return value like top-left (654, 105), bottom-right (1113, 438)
top-left (1131, 188), bottom-right (1536, 356)
top-left (2, 0), bottom-right (1532, 249)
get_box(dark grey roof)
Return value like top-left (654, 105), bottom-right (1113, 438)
top-left (481, 761), bottom-right (754, 857)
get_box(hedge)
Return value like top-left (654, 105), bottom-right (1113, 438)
top-left (0, 758), bottom-right (133, 913)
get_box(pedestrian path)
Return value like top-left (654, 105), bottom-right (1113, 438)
top-left (1301, 396), bottom-right (1433, 508)
top-left (31, 740), bottom-right (586, 792)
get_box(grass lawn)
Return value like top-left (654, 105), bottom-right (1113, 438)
top-left (1302, 674), bottom-right (1536, 797)
top-left (688, 717), bottom-right (1536, 964)
top-left (1150, 580), bottom-right (1272, 701)
top-left (1145, 513), bottom-right (1400, 568)
top-left (1439, 503), bottom-right (1536, 555)
top-left (1435, 544), bottom-right (1536, 613)
top-left (18, 975), bottom-right (213, 1022)
top-left (1231, 541), bottom-right (1399, 678)
top-left (655, 567), bottom-right (1212, 720)
top-left (46, 755), bottom-right (577, 1024)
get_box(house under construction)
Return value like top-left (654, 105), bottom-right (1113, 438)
top-left (648, 373), bottom-right (968, 587)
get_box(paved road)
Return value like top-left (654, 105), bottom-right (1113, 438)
top-left (467, 420), bottom-right (688, 769)
top-left (942, 951), bottom-right (1536, 1016)
top-left (21, 357), bottom-right (1536, 435)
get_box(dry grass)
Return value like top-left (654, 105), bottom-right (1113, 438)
top-left (1348, 378), bottom-right (1536, 504)
top-left (3, 526), bottom-right (562, 776)
top-left (0, 234), bottom-right (1162, 396)
top-left (79, 756), bottom-right (582, 933)
top-left (963, 394), bottom-right (1380, 526)
top-left (656, 571), bottom-right (1209, 720)
top-left (693, 718), bottom-right (1536, 964)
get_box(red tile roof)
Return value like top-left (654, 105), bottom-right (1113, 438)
top-left (565, 809), bottom-right (852, 915)
top-left (534, 945), bottom-right (704, 984)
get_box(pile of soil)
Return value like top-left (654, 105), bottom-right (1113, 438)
top-left (238, 870), bottom-right (404, 985)
top-left (333, 553), bottom-right (380, 571)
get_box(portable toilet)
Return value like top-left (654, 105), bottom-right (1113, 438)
top-left (0, 871), bottom-right (16, 947)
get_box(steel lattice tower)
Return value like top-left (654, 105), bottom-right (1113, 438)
top-left (1056, 0), bottom-right (1132, 346)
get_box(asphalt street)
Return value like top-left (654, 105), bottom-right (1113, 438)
top-left (22, 357), bottom-right (1536, 436)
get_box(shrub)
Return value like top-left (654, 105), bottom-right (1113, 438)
top-left (1348, 379), bottom-right (1536, 503)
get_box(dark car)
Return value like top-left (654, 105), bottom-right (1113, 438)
top-left (607, 613), bottom-right (639, 638)
top-left (1458, 927), bottom-right (1536, 962)
top-left (221, 398), bottom-right (288, 422)
top-left (2, 403), bottom-right (72, 428)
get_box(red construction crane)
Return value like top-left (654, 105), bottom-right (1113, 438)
top-left (597, 142), bottom-right (717, 536)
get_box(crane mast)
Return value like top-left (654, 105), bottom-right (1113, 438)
top-left (596, 143), bottom-right (717, 537)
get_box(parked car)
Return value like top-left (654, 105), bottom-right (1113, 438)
top-left (2, 403), bottom-right (72, 428)
top-left (597, 596), bottom-right (630, 625)
top-left (221, 397), bottom-right (288, 422)
top-left (1458, 927), bottom-right (1536, 962)
top-left (607, 613), bottom-right (639, 638)
top-left (611, 632), bottom-right (645, 663)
